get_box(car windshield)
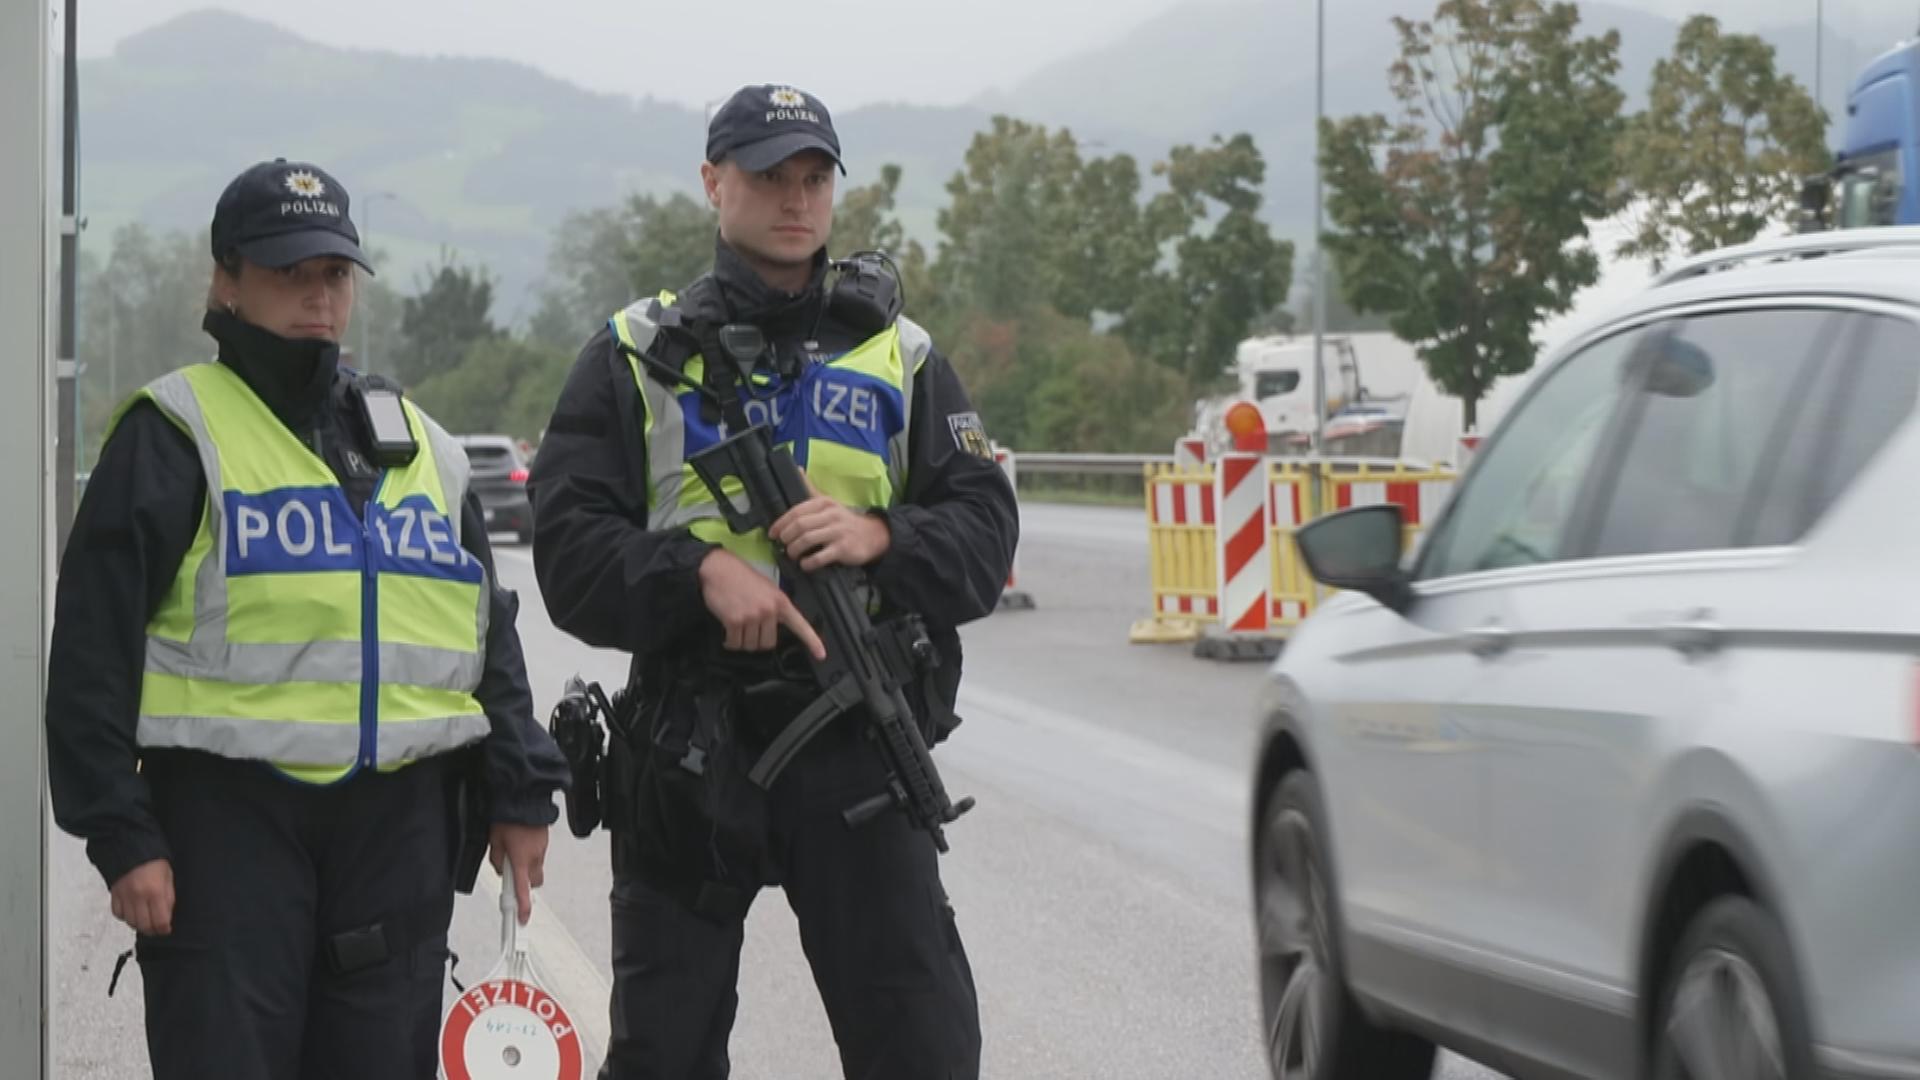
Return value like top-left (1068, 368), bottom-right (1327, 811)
top-left (1254, 370), bottom-right (1301, 397)
top-left (463, 445), bottom-right (516, 469)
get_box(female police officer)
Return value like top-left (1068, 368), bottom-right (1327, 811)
top-left (44, 159), bottom-right (569, 1080)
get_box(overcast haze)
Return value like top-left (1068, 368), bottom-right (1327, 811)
top-left (66, 0), bottom-right (1920, 112)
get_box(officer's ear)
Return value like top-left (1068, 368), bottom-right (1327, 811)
top-left (700, 160), bottom-right (725, 210)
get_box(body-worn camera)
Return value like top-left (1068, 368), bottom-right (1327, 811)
top-left (350, 375), bottom-right (420, 467)
top-left (825, 250), bottom-right (904, 335)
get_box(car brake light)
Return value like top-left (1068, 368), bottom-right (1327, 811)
top-left (509, 468), bottom-right (529, 484)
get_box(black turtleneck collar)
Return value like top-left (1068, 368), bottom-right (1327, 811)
top-left (203, 309), bottom-right (342, 432)
top-left (709, 236), bottom-right (829, 335)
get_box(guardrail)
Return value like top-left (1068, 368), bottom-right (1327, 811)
top-left (1011, 451), bottom-right (1452, 477)
top-left (1012, 452), bottom-right (1173, 476)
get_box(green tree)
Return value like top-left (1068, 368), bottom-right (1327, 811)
top-left (76, 225), bottom-right (214, 467)
top-left (1617, 15), bottom-right (1829, 267)
top-left (527, 193), bottom-right (715, 352)
top-left (942, 307), bottom-right (1190, 453)
top-left (526, 205), bottom-right (641, 351)
top-left (834, 164), bottom-right (910, 257)
top-left (397, 253), bottom-right (501, 388)
top-left (1052, 153), bottom-right (1157, 321)
top-left (933, 116), bottom-right (1083, 316)
top-left (347, 259), bottom-right (405, 379)
top-left (1288, 261), bottom-right (1393, 334)
top-left (623, 192), bottom-right (715, 296)
top-left (409, 336), bottom-right (572, 441)
top-left (1120, 135), bottom-right (1295, 385)
top-left (1321, 0), bottom-right (1623, 428)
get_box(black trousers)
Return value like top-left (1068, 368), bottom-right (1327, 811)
top-left (601, 716), bottom-right (981, 1080)
top-left (135, 749), bottom-right (457, 1080)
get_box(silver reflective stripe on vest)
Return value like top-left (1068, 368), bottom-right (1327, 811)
top-left (422, 415), bottom-right (471, 545)
top-left (145, 637), bottom-right (484, 690)
top-left (144, 370), bottom-right (234, 653)
top-left (375, 712), bottom-right (490, 765)
top-left (136, 712), bottom-right (490, 767)
top-left (893, 317), bottom-right (931, 498)
top-left (639, 374), bottom-right (710, 529)
top-left (419, 411), bottom-right (490, 645)
top-left (616, 303), bottom-right (711, 528)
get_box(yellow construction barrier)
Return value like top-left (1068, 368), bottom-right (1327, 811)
top-left (1265, 461), bottom-right (1319, 633)
top-left (1129, 461), bottom-right (1218, 643)
top-left (1318, 460), bottom-right (1459, 555)
top-left (1133, 456), bottom-right (1459, 648)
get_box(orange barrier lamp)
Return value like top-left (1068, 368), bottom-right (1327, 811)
top-left (1224, 401), bottom-right (1267, 454)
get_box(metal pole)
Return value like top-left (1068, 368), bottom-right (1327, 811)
top-left (1312, 0), bottom-right (1328, 456)
top-left (0, 0), bottom-right (52, 1072)
top-left (1815, 0), bottom-right (1824, 116)
top-left (55, 0), bottom-right (79, 560)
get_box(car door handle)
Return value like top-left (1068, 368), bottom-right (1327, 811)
top-left (1661, 610), bottom-right (1725, 658)
top-left (1467, 624), bottom-right (1512, 660)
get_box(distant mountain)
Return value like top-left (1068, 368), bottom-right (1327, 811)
top-left (979, 0), bottom-right (1881, 243)
top-left (80, 6), bottom-right (1889, 322)
top-left (79, 11), bottom-right (994, 321)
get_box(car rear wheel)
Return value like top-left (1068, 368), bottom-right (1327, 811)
top-left (1651, 897), bottom-right (1814, 1080)
top-left (1256, 771), bottom-right (1435, 1080)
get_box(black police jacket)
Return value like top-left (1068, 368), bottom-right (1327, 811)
top-left (45, 310), bottom-right (570, 891)
top-left (529, 239), bottom-right (1019, 673)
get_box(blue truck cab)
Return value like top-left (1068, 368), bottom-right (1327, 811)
top-left (1832, 39), bottom-right (1920, 227)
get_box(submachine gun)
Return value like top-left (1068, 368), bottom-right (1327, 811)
top-left (551, 311), bottom-right (974, 852)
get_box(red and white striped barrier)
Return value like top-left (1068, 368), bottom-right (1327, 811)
top-left (1213, 452), bottom-right (1269, 635)
top-left (1332, 476), bottom-right (1456, 526)
top-left (1267, 466), bottom-right (1314, 625)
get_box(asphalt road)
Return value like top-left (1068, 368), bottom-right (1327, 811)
top-left (47, 502), bottom-right (1504, 1079)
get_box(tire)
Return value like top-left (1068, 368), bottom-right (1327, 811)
top-left (1255, 770), bottom-right (1436, 1080)
top-left (515, 524), bottom-right (534, 546)
top-left (1650, 897), bottom-right (1815, 1080)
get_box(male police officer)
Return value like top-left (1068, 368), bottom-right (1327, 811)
top-left (530, 85), bottom-right (1017, 1079)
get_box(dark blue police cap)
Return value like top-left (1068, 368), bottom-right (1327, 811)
top-left (210, 159), bottom-right (374, 274)
top-left (706, 84), bottom-right (845, 174)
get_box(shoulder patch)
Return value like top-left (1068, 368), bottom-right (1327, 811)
top-left (948, 411), bottom-right (994, 461)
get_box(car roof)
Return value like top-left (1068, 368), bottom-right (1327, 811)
top-left (454, 434), bottom-right (518, 448)
top-left (1545, 227), bottom-right (1920, 360)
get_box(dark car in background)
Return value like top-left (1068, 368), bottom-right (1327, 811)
top-left (454, 434), bottom-right (532, 545)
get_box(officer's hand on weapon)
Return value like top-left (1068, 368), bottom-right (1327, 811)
top-left (488, 823), bottom-right (550, 926)
top-left (110, 858), bottom-right (176, 937)
top-left (698, 548), bottom-right (828, 660)
top-left (769, 473), bottom-right (892, 572)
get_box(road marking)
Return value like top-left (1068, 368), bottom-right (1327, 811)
top-left (953, 683), bottom-right (1248, 831)
top-left (473, 863), bottom-right (611, 1065)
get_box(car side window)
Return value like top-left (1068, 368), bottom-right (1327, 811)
top-left (1744, 312), bottom-right (1920, 545)
top-left (1585, 310), bottom-right (1837, 559)
top-left (1416, 330), bottom-right (1639, 580)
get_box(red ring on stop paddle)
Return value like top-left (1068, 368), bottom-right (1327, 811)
top-left (440, 977), bottom-right (584, 1080)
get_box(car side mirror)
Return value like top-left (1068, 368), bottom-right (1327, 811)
top-left (1295, 504), bottom-right (1413, 614)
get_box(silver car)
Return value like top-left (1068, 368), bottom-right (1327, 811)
top-left (1252, 229), bottom-right (1920, 1080)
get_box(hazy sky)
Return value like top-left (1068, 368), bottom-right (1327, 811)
top-left (64, 0), bottom-right (1919, 111)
